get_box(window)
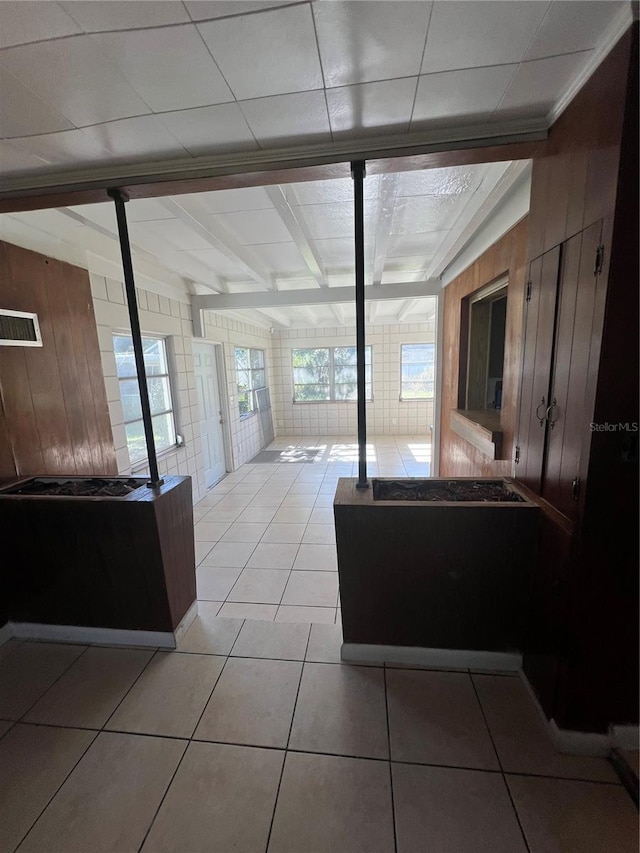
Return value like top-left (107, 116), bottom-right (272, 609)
top-left (235, 347), bottom-right (266, 416)
top-left (400, 343), bottom-right (435, 400)
top-left (113, 334), bottom-right (177, 464)
top-left (462, 277), bottom-right (508, 411)
top-left (292, 346), bottom-right (372, 402)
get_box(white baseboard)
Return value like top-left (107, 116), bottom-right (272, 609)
top-left (9, 621), bottom-right (176, 649)
top-left (520, 669), bottom-right (639, 757)
top-left (173, 601), bottom-right (198, 645)
top-left (340, 643), bottom-right (522, 671)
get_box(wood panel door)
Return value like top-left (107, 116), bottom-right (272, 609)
top-left (515, 246), bottom-right (561, 492)
top-left (543, 221), bottom-right (603, 519)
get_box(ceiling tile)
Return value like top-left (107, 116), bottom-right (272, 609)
top-left (387, 232), bottom-right (449, 257)
top-left (131, 218), bottom-right (215, 252)
top-left (157, 103), bottom-right (258, 156)
top-left (185, 1), bottom-right (298, 20)
top-left (211, 209), bottom-right (292, 245)
top-left (391, 196), bottom-right (464, 235)
top-left (197, 5), bottom-right (323, 99)
top-left (277, 277), bottom-right (318, 291)
top-left (525, 1), bottom-right (626, 61)
top-left (240, 91), bottom-right (331, 147)
top-left (7, 129), bottom-right (112, 166)
top-left (0, 67), bottom-right (74, 137)
top-left (326, 78), bottom-right (417, 137)
top-left (498, 51), bottom-right (592, 117)
top-left (314, 0), bottom-right (432, 87)
top-left (249, 242), bottom-right (307, 274)
top-left (290, 176), bottom-right (380, 205)
top-left (397, 165), bottom-right (488, 197)
top-left (194, 187), bottom-right (274, 214)
top-left (59, 1), bottom-right (190, 31)
top-left (0, 1), bottom-right (82, 47)
top-left (0, 36), bottom-right (152, 126)
top-left (421, 1), bottom-right (549, 73)
top-left (90, 25), bottom-right (233, 112)
top-left (0, 140), bottom-right (50, 175)
top-left (174, 247), bottom-right (247, 276)
top-left (79, 115), bottom-right (187, 159)
top-left (126, 199), bottom-right (179, 222)
top-left (412, 64), bottom-right (517, 128)
top-left (314, 236), bottom-right (374, 266)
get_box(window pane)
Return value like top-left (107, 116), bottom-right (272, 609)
top-left (402, 363), bottom-right (433, 381)
top-left (238, 391), bottom-right (253, 416)
top-left (334, 383), bottom-right (357, 400)
top-left (143, 337), bottom-right (168, 375)
top-left (152, 412), bottom-right (175, 451)
top-left (334, 365), bottom-right (357, 383)
top-left (120, 379), bottom-right (142, 422)
top-left (148, 376), bottom-right (172, 415)
top-left (252, 369), bottom-right (266, 389)
top-left (235, 347), bottom-right (249, 369)
top-left (125, 420), bottom-right (147, 463)
top-left (292, 348), bottom-right (329, 368)
top-left (250, 348), bottom-right (264, 369)
top-left (113, 335), bottom-right (137, 378)
top-left (402, 381), bottom-right (433, 399)
top-left (236, 369), bottom-right (251, 392)
top-left (333, 346), bottom-right (371, 365)
top-left (402, 344), bottom-right (434, 363)
top-left (294, 384), bottom-right (330, 401)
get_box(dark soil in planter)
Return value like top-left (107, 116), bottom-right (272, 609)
top-left (372, 478), bottom-right (525, 502)
top-left (4, 477), bottom-right (143, 497)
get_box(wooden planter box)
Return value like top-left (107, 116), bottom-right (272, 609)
top-left (0, 475), bottom-right (195, 638)
top-left (334, 477), bottom-right (540, 658)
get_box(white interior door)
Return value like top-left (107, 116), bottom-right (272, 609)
top-left (193, 342), bottom-right (226, 488)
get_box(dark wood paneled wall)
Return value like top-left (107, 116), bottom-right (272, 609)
top-left (438, 218), bottom-right (528, 477)
top-left (0, 241), bottom-right (116, 478)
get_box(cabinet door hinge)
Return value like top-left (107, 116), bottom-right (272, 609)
top-left (515, 445), bottom-right (521, 464)
top-left (594, 244), bottom-right (605, 277)
top-left (525, 280), bottom-right (532, 302)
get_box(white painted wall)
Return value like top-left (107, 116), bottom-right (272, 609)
top-left (90, 272), bottom-right (276, 503)
top-left (270, 321), bottom-right (436, 437)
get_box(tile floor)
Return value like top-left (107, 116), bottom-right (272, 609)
top-left (193, 436), bottom-right (432, 624)
top-left (0, 626), bottom-right (637, 852)
top-left (1, 435), bottom-right (636, 851)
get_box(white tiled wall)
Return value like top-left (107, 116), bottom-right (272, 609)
top-left (270, 322), bottom-right (436, 436)
top-left (90, 273), bottom-right (275, 503)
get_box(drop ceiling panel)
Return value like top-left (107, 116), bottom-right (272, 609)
top-left (194, 187), bottom-right (274, 214)
top-left (391, 196), bottom-right (465, 235)
top-left (499, 51), bottom-right (593, 117)
top-left (10, 129), bottom-right (112, 167)
top-left (291, 176), bottom-right (380, 205)
top-left (248, 242), bottom-right (308, 275)
top-left (397, 165), bottom-right (488, 197)
top-left (314, 0), bottom-right (432, 87)
top-left (525, 1), bottom-right (626, 61)
top-left (184, 249), bottom-right (249, 277)
top-left (80, 115), bottom-right (187, 159)
top-left (387, 232), bottom-right (450, 258)
top-left (211, 209), bottom-right (293, 245)
top-left (421, 0), bottom-right (549, 73)
top-left (184, 2), bottom-right (298, 20)
top-left (0, 2), bottom-right (81, 48)
top-left (0, 37), bottom-right (152, 127)
top-left (0, 67), bottom-right (73, 138)
top-left (59, 1), bottom-right (190, 32)
top-left (412, 65), bottom-right (518, 128)
top-left (91, 25), bottom-right (233, 112)
top-left (326, 78), bottom-right (417, 138)
top-left (126, 199), bottom-right (181, 223)
top-left (0, 141), bottom-right (49, 175)
top-left (157, 104), bottom-right (258, 156)
top-left (314, 237), bottom-right (374, 266)
top-left (197, 4), bottom-right (323, 100)
top-left (239, 91), bottom-right (331, 147)
top-left (131, 218), bottom-right (215, 252)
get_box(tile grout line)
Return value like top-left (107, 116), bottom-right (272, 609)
top-left (263, 624), bottom-right (311, 852)
top-left (469, 673), bottom-right (532, 853)
top-left (383, 666), bottom-right (399, 853)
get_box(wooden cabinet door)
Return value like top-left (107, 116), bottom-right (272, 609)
top-left (543, 221), bottom-right (603, 519)
top-left (516, 246), bottom-right (561, 493)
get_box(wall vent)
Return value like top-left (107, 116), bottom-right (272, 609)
top-left (0, 309), bottom-right (43, 347)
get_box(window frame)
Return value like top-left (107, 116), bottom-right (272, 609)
top-left (400, 342), bottom-right (435, 401)
top-left (291, 346), bottom-right (373, 403)
top-left (235, 346), bottom-right (267, 418)
top-left (113, 333), bottom-right (177, 466)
